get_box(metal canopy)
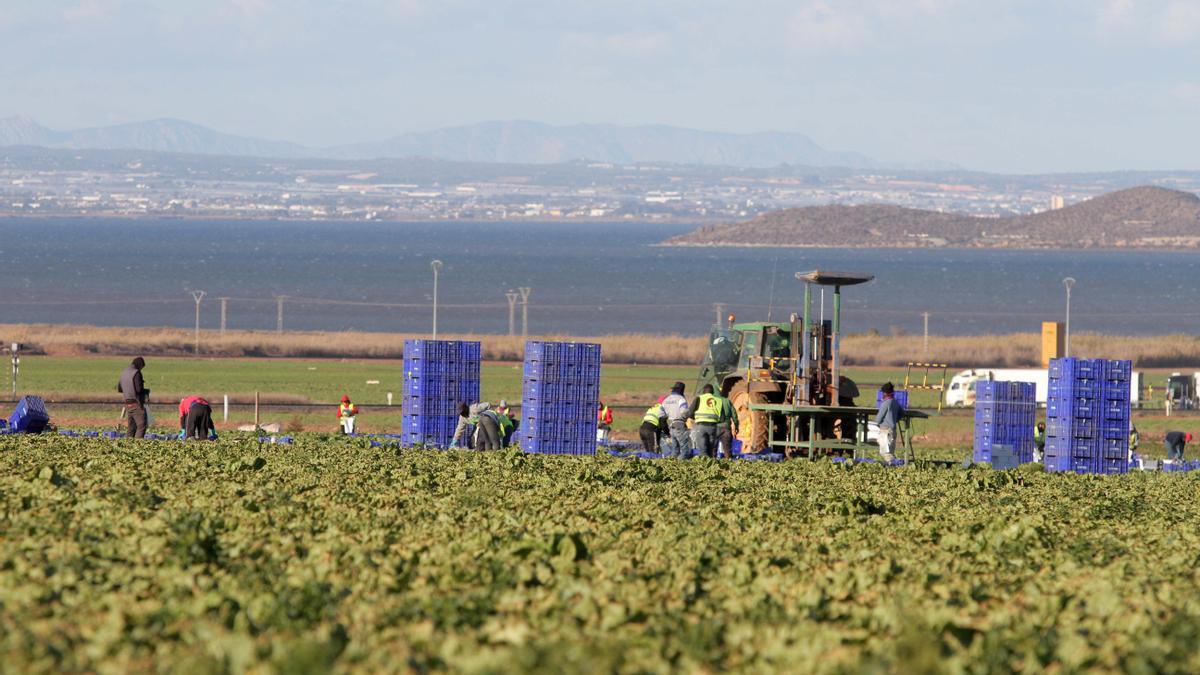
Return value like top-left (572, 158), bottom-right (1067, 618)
top-left (794, 270), bottom-right (874, 286)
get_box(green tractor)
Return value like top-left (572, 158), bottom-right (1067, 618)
top-left (694, 270), bottom-right (873, 454)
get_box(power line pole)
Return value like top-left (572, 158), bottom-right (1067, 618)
top-left (922, 311), bottom-right (930, 359)
top-left (506, 290), bottom-right (519, 336)
top-left (518, 287), bottom-right (532, 337)
top-left (275, 295), bottom-right (287, 334)
top-left (191, 290), bottom-right (206, 355)
top-left (218, 297), bottom-right (228, 336)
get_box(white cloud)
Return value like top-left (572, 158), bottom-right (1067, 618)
top-left (563, 30), bottom-right (671, 59)
top-left (790, 1), bottom-right (868, 49)
top-left (1094, 0), bottom-right (1200, 45)
top-left (1170, 81), bottom-right (1200, 106)
top-left (1158, 1), bottom-right (1200, 44)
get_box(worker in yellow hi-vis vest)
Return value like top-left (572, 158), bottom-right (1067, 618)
top-left (687, 384), bottom-right (722, 458)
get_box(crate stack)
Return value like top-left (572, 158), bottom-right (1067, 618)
top-left (400, 339), bottom-right (481, 447)
top-left (973, 381), bottom-right (1036, 467)
top-left (520, 341), bottom-right (602, 455)
top-left (1044, 358), bottom-right (1132, 474)
top-left (875, 389), bottom-right (910, 409)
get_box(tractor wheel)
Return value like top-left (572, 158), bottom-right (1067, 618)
top-left (729, 383), bottom-right (770, 453)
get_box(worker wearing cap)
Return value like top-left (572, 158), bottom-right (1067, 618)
top-left (596, 402), bottom-right (614, 444)
top-left (338, 395), bottom-right (359, 434)
top-left (660, 382), bottom-right (691, 459)
top-left (116, 357), bottom-right (149, 439)
top-left (1165, 431), bottom-right (1192, 461)
top-left (639, 400), bottom-right (667, 453)
top-left (687, 384), bottom-right (722, 458)
top-left (178, 395), bottom-right (216, 440)
top-left (875, 382), bottom-right (903, 462)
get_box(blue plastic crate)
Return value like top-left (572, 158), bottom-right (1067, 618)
top-left (1103, 386), bottom-right (1131, 403)
top-left (1102, 359), bottom-right (1132, 383)
top-left (1049, 357), bottom-right (1103, 381)
top-left (8, 396), bottom-right (49, 433)
top-left (875, 390), bottom-right (909, 409)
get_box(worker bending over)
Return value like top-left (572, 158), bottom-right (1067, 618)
top-left (451, 403), bottom-right (474, 448)
top-left (640, 400), bottom-right (667, 453)
top-left (688, 384), bottom-right (721, 458)
top-left (471, 402), bottom-right (504, 450)
top-left (660, 382), bottom-right (691, 459)
top-left (1165, 431), bottom-right (1192, 461)
top-left (338, 395), bottom-right (359, 434)
top-left (178, 395), bottom-right (217, 440)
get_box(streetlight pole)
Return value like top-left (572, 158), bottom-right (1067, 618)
top-left (275, 295), bottom-right (287, 334)
top-left (1063, 277), bottom-right (1076, 357)
top-left (190, 290), bottom-right (206, 355)
top-left (431, 260), bottom-right (443, 339)
top-left (218, 297), bottom-right (228, 336)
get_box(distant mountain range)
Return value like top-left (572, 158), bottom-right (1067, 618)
top-left (663, 186), bottom-right (1200, 249)
top-left (0, 116), bottom-right (948, 169)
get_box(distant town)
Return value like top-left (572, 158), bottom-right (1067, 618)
top-left (3, 145), bottom-right (1200, 223)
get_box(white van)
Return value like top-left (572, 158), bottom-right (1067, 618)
top-left (946, 368), bottom-right (1141, 407)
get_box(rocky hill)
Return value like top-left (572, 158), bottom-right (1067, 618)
top-left (664, 186), bottom-right (1200, 249)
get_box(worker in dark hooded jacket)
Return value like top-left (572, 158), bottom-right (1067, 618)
top-left (117, 357), bottom-right (148, 439)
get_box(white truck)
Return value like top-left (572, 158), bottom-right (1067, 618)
top-left (945, 367), bottom-right (1142, 407)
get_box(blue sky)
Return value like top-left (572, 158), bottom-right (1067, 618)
top-left (2, 0), bottom-right (1199, 173)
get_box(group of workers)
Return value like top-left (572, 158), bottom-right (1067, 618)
top-left (450, 400), bottom-right (516, 450)
top-left (119, 355), bottom-right (1193, 463)
top-left (637, 381), bottom-right (741, 458)
top-left (1032, 421), bottom-right (1191, 462)
top-left (117, 356), bottom-right (360, 440)
top-left (118, 357), bottom-right (218, 440)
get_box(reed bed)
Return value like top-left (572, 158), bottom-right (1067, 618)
top-left (3, 323), bottom-right (1198, 367)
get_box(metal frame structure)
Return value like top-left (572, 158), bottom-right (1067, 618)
top-left (748, 270), bottom-right (928, 460)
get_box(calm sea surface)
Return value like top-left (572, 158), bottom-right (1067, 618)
top-left (1, 218), bottom-right (1197, 337)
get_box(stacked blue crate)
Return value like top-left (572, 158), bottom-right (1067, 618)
top-left (973, 381), bottom-right (1036, 465)
top-left (1044, 358), bottom-right (1131, 474)
top-left (875, 389), bottom-right (909, 409)
top-left (520, 341), bottom-right (601, 455)
top-left (400, 340), bottom-right (481, 447)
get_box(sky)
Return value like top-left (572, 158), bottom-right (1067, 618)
top-left (2, 0), bottom-right (1199, 174)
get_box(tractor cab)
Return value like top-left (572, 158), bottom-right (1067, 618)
top-left (696, 322), bottom-right (801, 396)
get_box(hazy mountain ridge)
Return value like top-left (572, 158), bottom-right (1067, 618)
top-left (664, 186), bottom-right (1200, 249)
top-left (0, 116), bottom-right (906, 168)
top-left (0, 116), bottom-right (308, 158)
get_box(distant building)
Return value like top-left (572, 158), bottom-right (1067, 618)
top-left (1050, 195), bottom-right (1065, 210)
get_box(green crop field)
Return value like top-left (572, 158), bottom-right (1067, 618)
top-left (4, 435), bottom-right (1200, 673)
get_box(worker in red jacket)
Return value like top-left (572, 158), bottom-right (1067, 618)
top-left (178, 395), bottom-right (216, 440)
top-left (597, 401), bottom-right (614, 444)
top-left (338, 395), bottom-right (359, 434)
